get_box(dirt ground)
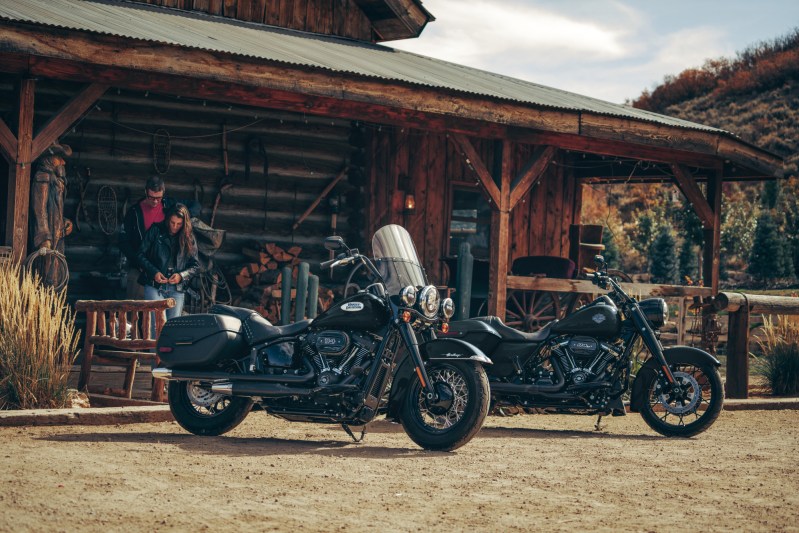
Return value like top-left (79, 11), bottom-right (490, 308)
top-left (1, 408), bottom-right (798, 532)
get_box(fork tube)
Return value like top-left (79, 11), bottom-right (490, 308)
top-left (398, 321), bottom-right (438, 400)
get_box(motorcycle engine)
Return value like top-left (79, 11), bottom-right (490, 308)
top-left (302, 331), bottom-right (377, 387)
top-left (554, 336), bottom-right (620, 387)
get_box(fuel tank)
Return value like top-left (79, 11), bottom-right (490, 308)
top-left (311, 291), bottom-right (390, 330)
top-left (551, 302), bottom-right (620, 339)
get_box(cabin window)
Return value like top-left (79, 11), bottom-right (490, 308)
top-left (448, 186), bottom-right (491, 259)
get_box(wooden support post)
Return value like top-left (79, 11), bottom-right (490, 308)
top-left (488, 141), bottom-right (512, 318)
top-left (281, 266), bottom-right (292, 325)
top-left (295, 262), bottom-right (309, 323)
top-left (6, 79), bottom-right (34, 260)
top-left (703, 169), bottom-right (723, 294)
top-left (307, 274), bottom-right (319, 318)
top-left (726, 304), bottom-right (750, 399)
top-left (456, 242), bottom-right (473, 320)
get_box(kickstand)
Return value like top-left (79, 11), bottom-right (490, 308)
top-left (594, 415), bottom-right (605, 431)
top-left (342, 423), bottom-right (366, 443)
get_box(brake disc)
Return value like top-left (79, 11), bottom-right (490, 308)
top-left (187, 383), bottom-right (225, 408)
top-left (658, 371), bottom-right (701, 415)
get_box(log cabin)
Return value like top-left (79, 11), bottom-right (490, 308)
top-left (0, 0), bottom-right (783, 322)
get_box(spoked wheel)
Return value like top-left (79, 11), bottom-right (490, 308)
top-left (168, 380), bottom-right (254, 436)
top-left (639, 362), bottom-right (724, 437)
top-left (505, 290), bottom-right (561, 332)
top-left (400, 361), bottom-right (490, 451)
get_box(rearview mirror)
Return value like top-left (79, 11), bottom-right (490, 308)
top-left (324, 236), bottom-right (347, 252)
top-left (594, 255), bottom-right (606, 269)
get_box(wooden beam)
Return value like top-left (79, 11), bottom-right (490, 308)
top-left (0, 117), bottom-right (17, 164)
top-left (30, 83), bottom-right (109, 160)
top-left (292, 165), bottom-right (348, 231)
top-left (6, 79), bottom-right (34, 260)
top-left (488, 141), bottom-right (512, 318)
top-left (509, 145), bottom-right (556, 211)
top-left (507, 276), bottom-right (714, 298)
top-left (450, 134), bottom-right (500, 207)
top-left (671, 164), bottom-right (714, 229)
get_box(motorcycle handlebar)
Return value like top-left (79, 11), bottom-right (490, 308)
top-left (320, 258), bottom-right (337, 269)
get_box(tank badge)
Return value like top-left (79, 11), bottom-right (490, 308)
top-left (592, 313), bottom-right (606, 324)
top-left (341, 302), bottom-right (365, 312)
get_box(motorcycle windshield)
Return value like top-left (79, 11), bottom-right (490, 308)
top-left (371, 225), bottom-right (427, 295)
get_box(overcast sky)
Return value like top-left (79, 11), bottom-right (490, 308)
top-left (392, 0), bottom-right (799, 104)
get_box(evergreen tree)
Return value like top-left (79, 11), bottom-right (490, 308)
top-left (678, 239), bottom-right (698, 283)
top-left (634, 214), bottom-right (655, 256)
top-left (601, 228), bottom-right (621, 269)
top-left (649, 226), bottom-right (678, 284)
top-left (748, 211), bottom-right (795, 282)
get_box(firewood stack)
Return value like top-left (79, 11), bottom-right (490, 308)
top-left (234, 242), bottom-right (333, 323)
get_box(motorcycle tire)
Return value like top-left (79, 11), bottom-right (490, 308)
top-left (639, 361), bottom-right (724, 437)
top-left (400, 361), bottom-right (490, 451)
top-left (168, 380), bottom-right (254, 436)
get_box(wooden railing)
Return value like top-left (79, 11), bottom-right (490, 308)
top-left (76, 299), bottom-right (175, 401)
top-left (714, 292), bottom-right (799, 399)
top-left (506, 276), bottom-right (714, 298)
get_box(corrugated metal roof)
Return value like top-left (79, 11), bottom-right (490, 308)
top-left (0, 0), bottom-right (723, 134)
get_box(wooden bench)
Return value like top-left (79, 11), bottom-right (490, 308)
top-left (76, 299), bottom-right (175, 401)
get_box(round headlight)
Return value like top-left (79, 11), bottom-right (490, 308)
top-left (400, 285), bottom-right (417, 306)
top-left (441, 298), bottom-right (455, 319)
top-left (418, 285), bottom-right (440, 318)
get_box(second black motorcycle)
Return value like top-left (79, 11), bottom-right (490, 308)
top-left (443, 256), bottom-right (724, 437)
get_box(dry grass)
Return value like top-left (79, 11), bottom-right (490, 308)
top-left (754, 315), bottom-right (799, 396)
top-left (0, 259), bottom-right (79, 409)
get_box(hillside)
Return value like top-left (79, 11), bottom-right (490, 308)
top-left (583, 29), bottom-right (799, 286)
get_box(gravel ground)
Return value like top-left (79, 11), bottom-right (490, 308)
top-left (1, 408), bottom-right (798, 532)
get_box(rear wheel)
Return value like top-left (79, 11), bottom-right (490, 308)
top-left (168, 380), bottom-right (254, 436)
top-left (639, 362), bottom-right (723, 437)
top-left (400, 361), bottom-right (490, 451)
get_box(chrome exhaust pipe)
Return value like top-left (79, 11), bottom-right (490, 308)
top-left (212, 381), bottom-right (313, 397)
top-left (149, 367), bottom-right (315, 384)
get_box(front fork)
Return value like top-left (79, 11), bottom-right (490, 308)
top-left (397, 321), bottom-right (439, 401)
top-left (629, 304), bottom-right (679, 388)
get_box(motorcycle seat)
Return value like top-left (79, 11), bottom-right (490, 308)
top-left (473, 316), bottom-right (555, 342)
top-left (210, 304), bottom-right (312, 345)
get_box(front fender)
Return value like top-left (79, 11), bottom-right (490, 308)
top-left (629, 346), bottom-right (721, 413)
top-left (419, 338), bottom-right (493, 365)
top-left (386, 338), bottom-right (491, 421)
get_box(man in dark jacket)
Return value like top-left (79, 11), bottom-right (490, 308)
top-left (119, 176), bottom-right (199, 298)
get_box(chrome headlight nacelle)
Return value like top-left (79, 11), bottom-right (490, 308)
top-left (418, 285), bottom-right (440, 319)
top-left (400, 285), bottom-right (417, 306)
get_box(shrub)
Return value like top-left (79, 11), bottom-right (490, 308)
top-left (755, 315), bottom-right (799, 396)
top-left (0, 259), bottom-right (79, 409)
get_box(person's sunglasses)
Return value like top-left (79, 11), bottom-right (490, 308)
top-left (146, 193), bottom-right (164, 202)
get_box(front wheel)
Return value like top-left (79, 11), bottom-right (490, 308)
top-left (168, 380), bottom-right (254, 436)
top-left (639, 362), bottom-right (724, 437)
top-left (400, 361), bottom-right (490, 451)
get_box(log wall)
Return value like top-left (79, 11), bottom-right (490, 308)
top-left (368, 130), bottom-right (580, 286)
top-left (0, 76), bottom-right (356, 301)
top-left (131, 0), bottom-right (375, 41)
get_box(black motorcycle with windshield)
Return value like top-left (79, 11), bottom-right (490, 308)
top-left (153, 224), bottom-right (491, 451)
top-left (443, 256), bottom-right (723, 437)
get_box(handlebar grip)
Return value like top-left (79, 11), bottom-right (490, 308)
top-left (320, 258), bottom-right (336, 269)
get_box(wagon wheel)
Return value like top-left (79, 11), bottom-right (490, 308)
top-left (504, 290), bottom-right (561, 332)
top-left (564, 268), bottom-right (633, 317)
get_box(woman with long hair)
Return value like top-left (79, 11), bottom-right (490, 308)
top-left (137, 203), bottom-right (199, 325)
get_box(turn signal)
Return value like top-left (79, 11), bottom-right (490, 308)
top-left (440, 322), bottom-right (450, 333)
top-left (401, 310), bottom-right (412, 322)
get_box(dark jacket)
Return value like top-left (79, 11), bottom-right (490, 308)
top-left (136, 221), bottom-right (200, 291)
top-left (120, 197), bottom-right (200, 269)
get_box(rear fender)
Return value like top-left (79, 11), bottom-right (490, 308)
top-left (386, 338), bottom-right (491, 421)
top-left (629, 346), bottom-right (721, 413)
